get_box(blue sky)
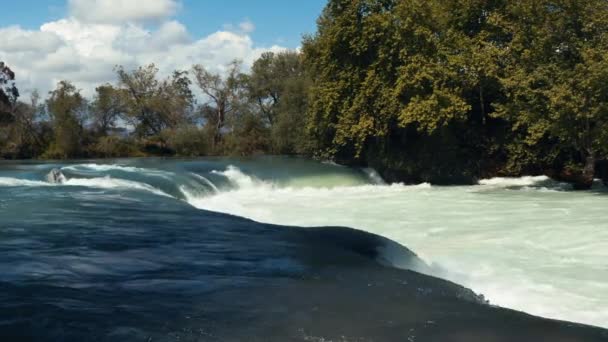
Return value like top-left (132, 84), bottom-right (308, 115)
top-left (0, 0), bottom-right (328, 96)
top-left (4, 0), bottom-right (326, 48)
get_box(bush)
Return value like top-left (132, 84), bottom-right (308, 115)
top-left (92, 135), bottom-right (140, 158)
top-left (162, 126), bottom-right (209, 157)
top-left (220, 114), bottom-right (270, 156)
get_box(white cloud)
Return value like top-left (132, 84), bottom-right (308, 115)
top-left (0, 26), bottom-right (64, 53)
top-left (69, 0), bottom-right (180, 24)
top-left (0, 16), bottom-right (287, 99)
top-left (41, 19), bottom-right (122, 57)
top-left (239, 20), bottom-right (256, 34)
top-left (223, 20), bottom-right (257, 35)
top-left (114, 20), bottom-right (192, 53)
top-left (34, 46), bottom-right (82, 73)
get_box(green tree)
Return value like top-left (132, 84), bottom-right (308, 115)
top-left (0, 91), bottom-right (51, 158)
top-left (303, 0), bottom-right (608, 186)
top-left (493, 0), bottom-right (608, 188)
top-left (116, 64), bottom-right (195, 139)
top-left (303, 0), bottom-right (505, 182)
top-left (90, 84), bottom-right (125, 136)
top-left (249, 51), bottom-right (311, 154)
top-left (193, 60), bottom-right (247, 151)
top-left (45, 81), bottom-right (86, 159)
top-left (0, 61), bottom-right (18, 123)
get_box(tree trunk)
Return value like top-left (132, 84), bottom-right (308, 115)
top-left (212, 107), bottom-right (225, 151)
top-left (573, 155), bottom-right (596, 190)
top-left (479, 84), bottom-right (486, 125)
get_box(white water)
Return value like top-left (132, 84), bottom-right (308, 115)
top-left (187, 166), bottom-right (608, 328)
top-left (62, 163), bottom-right (175, 180)
top-left (0, 177), bottom-right (51, 187)
top-left (63, 177), bottom-right (172, 197)
top-left (0, 174), bottom-right (172, 198)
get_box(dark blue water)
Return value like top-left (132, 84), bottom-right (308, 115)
top-left (1, 158), bottom-right (606, 341)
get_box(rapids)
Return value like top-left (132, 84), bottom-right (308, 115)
top-left (1, 156), bottom-right (607, 337)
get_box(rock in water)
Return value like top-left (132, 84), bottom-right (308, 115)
top-left (46, 168), bottom-right (66, 184)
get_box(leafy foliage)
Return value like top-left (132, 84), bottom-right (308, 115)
top-left (116, 65), bottom-right (195, 138)
top-left (45, 81), bottom-right (86, 159)
top-left (0, 62), bottom-right (18, 122)
top-left (303, 0), bottom-right (608, 186)
top-left (249, 51), bottom-right (311, 154)
top-left (192, 60), bottom-right (247, 150)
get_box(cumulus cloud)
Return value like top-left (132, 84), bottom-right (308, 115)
top-left (114, 21), bottom-right (192, 53)
top-left (69, 0), bottom-right (180, 24)
top-left (0, 14), bottom-right (287, 98)
top-left (0, 26), bottom-right (64, 53)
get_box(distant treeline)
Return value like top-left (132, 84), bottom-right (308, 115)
top-left (2, 0), bottom-right (608, 188)
top-left (0, 52), bottom-right (310, 161)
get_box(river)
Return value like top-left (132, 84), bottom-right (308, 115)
top-left (1, 156), bottom-right (606, 341)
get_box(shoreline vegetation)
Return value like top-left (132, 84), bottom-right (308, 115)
top-left (2, 0), bottom-right (608, 189)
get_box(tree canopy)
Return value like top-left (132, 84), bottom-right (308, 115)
top-left (0, 62), bottom-right (18, 122)
top-left (303, 0), bottom-right (608, 187)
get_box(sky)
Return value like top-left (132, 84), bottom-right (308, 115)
top-left (0, 0), bottom-right (326, 97)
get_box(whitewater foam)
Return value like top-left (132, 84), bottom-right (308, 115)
top-left (182, 168), bottom-right (608, 328)
top-left (0, 177), bottom-right (52, 187)
top-left (63, 177), bottom-right (172, 197)
top-left (477, 175), bottom-right (575, 190)
top-left (62, 164), bottom-right (174, 179)
top-left (190, 173), bottom-right (219, 193)
top-left (478, 175), bottom-right (552, 187)
top-left (211, 165), bottom-right (267, 189)
top-left (0, 172), bottom-right (172, 198)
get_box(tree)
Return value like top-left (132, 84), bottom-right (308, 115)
top-left (0, 61), bottom-right (19, 122)
top-left (0, 91), bottom-right (51, 158)
top-left (193, 60), bottom-right (247, 150)
top-left (116, 64), bottom-right (161, 137)
top-left (160, 70), bottom-right (196, 129)
top-left (302, 0), bottom-right (608, 186)
top-left (302, 0), bottom-right (499, 182)
top-left (45, 81), bottom-right (86, 159)
top-left (116, 64), bottom-right (195, 139)
top-left (249, 51), bottom-right (311, 153)
top-left (493, 0), bottom-right (608, 188)
top-left (90, 84), bottom-right (125, 136)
